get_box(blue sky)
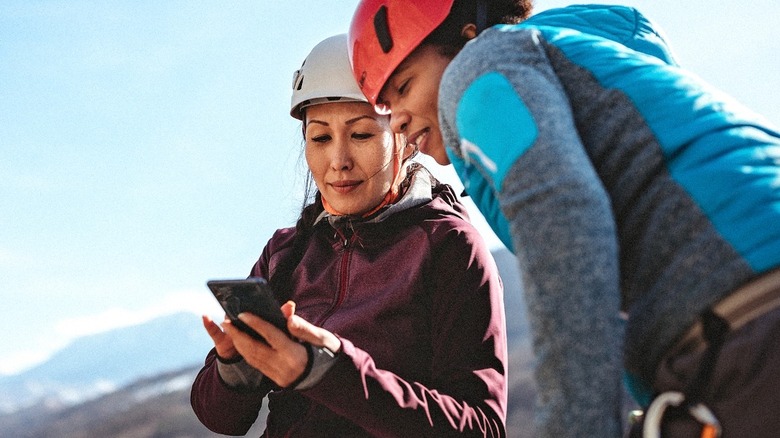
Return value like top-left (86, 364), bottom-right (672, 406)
top-left (1, 1), bottom-right (778, 375)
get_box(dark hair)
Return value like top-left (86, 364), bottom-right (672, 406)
top-left (267, 176), bottom-right (323, 303)
top-left (267, 128), bottom-right (323, 302)
top-left (423, 0), bottom-right (533, 57)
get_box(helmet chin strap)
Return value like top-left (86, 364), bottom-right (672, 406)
top-left (321, 139), bottom-right (413, 217)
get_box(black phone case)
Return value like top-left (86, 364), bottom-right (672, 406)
top-left (207, 278), bottom-right (289, 344)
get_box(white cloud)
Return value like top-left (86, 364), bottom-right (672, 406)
top-left (0, 289), bottom-right (224, 376)
top-left (54, 289), bottom-right (224, 338)
top-left (0, 350), bottom-right (53, 375)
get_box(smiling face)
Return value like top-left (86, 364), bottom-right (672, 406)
top-left (304, 101), bottom-right (397, 216)
top-left (377, 44), bottom-right (453, 165)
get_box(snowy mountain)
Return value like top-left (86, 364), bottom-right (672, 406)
top-left (0, 365), bottom-right (243, 438)
top-left (0, 311), bottom-right (212, 414)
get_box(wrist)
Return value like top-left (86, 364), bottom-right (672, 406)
top-left (289, 343), bottom-right (339, 391)
top-left (216, 356), bottom-right (266, 389)
top-left (216, 352), bottom-right (242, 364)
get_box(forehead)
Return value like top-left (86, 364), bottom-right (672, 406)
top-left (380, 44), bottom-right (448, 96)
top-left (304, 101), bottom-right (391, 132)
top-left (305, 101), bottom-right (376, 119)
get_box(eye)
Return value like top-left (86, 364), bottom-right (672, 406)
top-left (397, 78), bottom-right (410, 96)
top-left (352, 132), bottom-right (374, 140)
top-left (310, 134), bottom-right (331, 143)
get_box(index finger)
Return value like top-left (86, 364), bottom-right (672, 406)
top-left (238, 312), bottom-right (293, 348)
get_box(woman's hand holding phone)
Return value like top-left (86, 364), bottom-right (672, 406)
top-left (222, 310), bottom-right (309, 388)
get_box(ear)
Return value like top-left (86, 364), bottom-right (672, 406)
top-left (460, 23), bottom-right (478, 40)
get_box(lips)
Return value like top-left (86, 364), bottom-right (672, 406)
top-left (330, 179), bottom-right (362, 194)
top-left (407, 128), bottom-right (429, 151)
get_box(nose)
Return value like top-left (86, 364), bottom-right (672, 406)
top-left (330, 137), bottom-right (353, 171)
top-left (389, 110), bottom-right (409, 134)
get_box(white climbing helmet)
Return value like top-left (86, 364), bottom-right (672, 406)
top-left (290, 33), bottom-right (368, 120)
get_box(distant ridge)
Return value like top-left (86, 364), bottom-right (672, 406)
top-left (0, 311), bottom-right (212, 414)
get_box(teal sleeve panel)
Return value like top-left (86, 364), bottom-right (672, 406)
top-left (451, 72), bottom-right (538, 251)
top-left (623, 371), bottom-right (654, 408)
top-left (523, 5), bottom-right (679, 65)
top-left (530, 25), bottom-right (780, 273)
top-left (448, 150), bottom-right (514, 252)
top-left (668, 129), bottom-right (780, 272)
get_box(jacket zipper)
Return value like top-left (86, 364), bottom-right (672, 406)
top-left (316, 233), bottom-right (353, 326)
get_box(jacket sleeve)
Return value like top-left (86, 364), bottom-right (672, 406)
top-left (249, 227), bottom-right (296, 280)
top-left (301, 224), bottom-right (507, 437)
top-left (439, 28), bottom-right (624, 437)
top-left (191, 230), bottom-right (293, 435)
top-left (190, 348), bottom-right (270, 435)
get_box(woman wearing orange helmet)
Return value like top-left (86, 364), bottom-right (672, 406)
top-left (191, 34), bottom-right (508, 437)
top-left (349, 1), bottom-right (780, 437)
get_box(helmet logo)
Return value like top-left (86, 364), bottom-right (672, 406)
top-left (292, 68), bottom-right (304, 91)
top-left (292, 59), bottom-right (306, 91)
top-left (373, 5), bottom-right (393, 54)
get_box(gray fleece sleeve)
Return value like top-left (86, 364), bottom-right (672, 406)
top-left (216, 357), bottom-right (266, 389)
top-left (439, 28), bottom-right (624, 437)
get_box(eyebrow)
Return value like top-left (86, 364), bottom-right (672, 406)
top-left (378, 65), bottom-right (409, 103)
top-left (388, 58), bottom-right (413, 87)
top-left (306, 114), bottom-right (377, 128)
top-left (391, 61), bottom-right (411, 79)
top-left (346, 115), bottom-right (376, 124)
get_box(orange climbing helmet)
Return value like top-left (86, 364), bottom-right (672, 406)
top-left (348, 0), bottom-right (455, 106)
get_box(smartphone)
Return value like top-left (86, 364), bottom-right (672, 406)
top-left (206, 277), bottom-right (289, 344)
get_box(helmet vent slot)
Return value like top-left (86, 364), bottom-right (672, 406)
top-left (373, 5), bottom-right (393, 53)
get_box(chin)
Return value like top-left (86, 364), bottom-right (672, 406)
top-left (424, 148), bottom-right (449, 165)
top-left (335, 205), bottom-right (366, 216)
top-left (433, 153), bottom-right (451, 165)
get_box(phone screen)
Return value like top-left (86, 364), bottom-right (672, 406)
top-left (207, 278), bottom-right (289, 343)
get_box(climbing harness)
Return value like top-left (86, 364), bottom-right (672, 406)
top-left (632, 268), bottom-right (780, 437)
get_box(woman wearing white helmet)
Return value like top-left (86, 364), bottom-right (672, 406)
top-left (191, 34), bottom-right (508, 437)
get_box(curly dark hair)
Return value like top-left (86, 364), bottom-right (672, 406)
top-left (423, 0), bottom-right (533, 57)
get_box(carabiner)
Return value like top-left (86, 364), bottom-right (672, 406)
top-left (642, 391), bottom-right (721, 438)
